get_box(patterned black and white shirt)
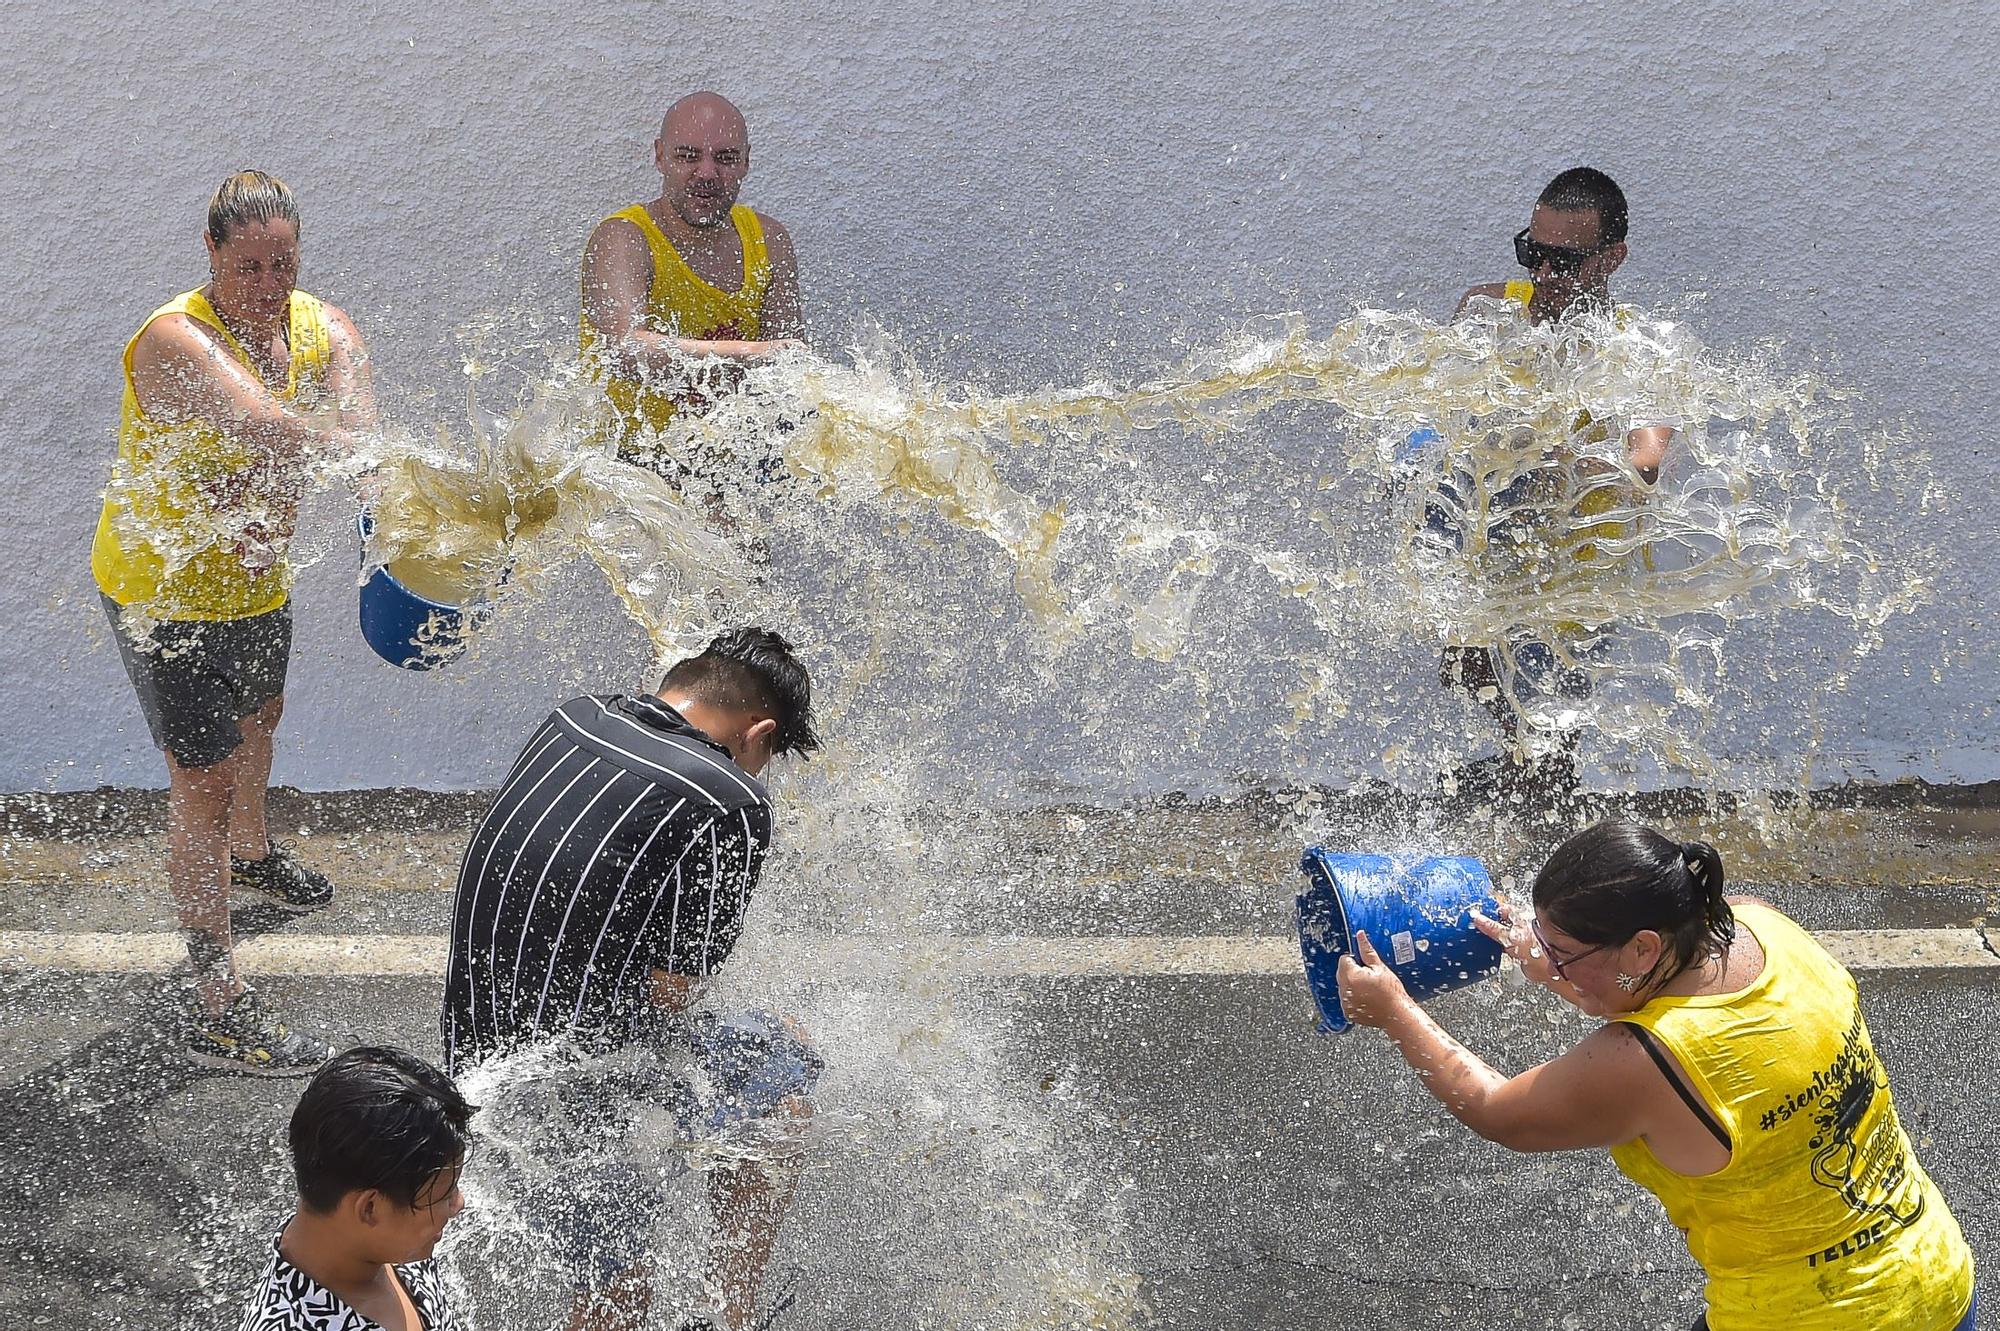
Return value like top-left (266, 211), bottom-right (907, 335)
top-left (237, 1228), bottom-right (458, 1330)
top-left (442, 694), bottom-right (773, 1074)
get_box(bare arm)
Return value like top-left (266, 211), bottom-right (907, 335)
top-left (1452, 283), bottom-right (1513, 320)
top-left (1382, 999), bottom-right (1656, 1151)
top-left (581, 216), bottom-right (796, 380)
top-left (758, 216), bottom-right (804, 342)
top-left (324, 303), bottom-right (378, 433)
top-left (646, 969), bottom-right (699, 1014)
top-left (128, 313), bottom-right (332, 474)
top-left (1625, 424), bottom-right (1673, 483)
top-left (1337, 929), bottom-right (1657, 1151)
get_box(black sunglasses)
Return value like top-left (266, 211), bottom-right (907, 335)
top-left (1513, 226), bottom-right (1606, 275)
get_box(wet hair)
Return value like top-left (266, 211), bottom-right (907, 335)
top-left (1531, 819), bottom-right (1732, 992)
top-left (660, 626), bottom-right (820, 757)
top-left (206, 169), bottom-right (300, 247)
top-left (289, 1046), bottom-right (473, 1214)
top-left (1537, 167), bottom-right (1628, 247)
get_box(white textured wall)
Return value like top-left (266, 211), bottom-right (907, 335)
top-left (4, 0), bottom-right (1996, 792)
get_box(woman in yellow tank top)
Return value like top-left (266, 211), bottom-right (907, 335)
top-left (91, 171), bottom-right (375, 1078)
top-left (1337, 820), bottom-right (1976, 1330)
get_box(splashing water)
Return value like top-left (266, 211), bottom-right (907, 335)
top-left (428, 761), bottom-right (1151, 1331)
top-left (247, 296), bottom-right (1926, 1326)
top-left (694, 298), bottom-right (1923, 781)
top-left (342, 365), bottom-right (755, 664)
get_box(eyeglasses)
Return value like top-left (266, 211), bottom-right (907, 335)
top-left (1513, 227), bottom-right (1606, 275)
top-left (1531, 917), bottom-right (1608, 983)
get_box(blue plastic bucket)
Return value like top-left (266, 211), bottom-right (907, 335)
top-left (1295, 849), bottom-right (1503, 1032)
top-left (356, 515), bottom-right (494, 671)
top-left (1396, 425), bottom-right (1444, 469)
top-left (1398, 425), bottom-right (1469, 553)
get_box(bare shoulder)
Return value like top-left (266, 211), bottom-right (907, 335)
top-left (1584, 1019), bottom-right (1688, 1106)
top-left (585, 211), bottom-right (650, 261)
top-left (1579, 1016), bottom-right (1648, 1063)
top-left (1453, 282), bottom-right (1512, 316)
top-left (320, 300), bottom-right (367, 351)
top-left (1540, 1018), bottom-right (1655, 1089)
top-left (132, 310), bottom-right (219, 366)
top-left (1475, 1018), bottom-right (1656, 1151)
top-left (1568, 1018), bottom-right (1677, 1111)
top-left (755, 212), bottom-right (796, 256)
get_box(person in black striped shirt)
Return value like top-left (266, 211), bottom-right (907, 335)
top-left (442, 627), bottom-right (820, 1331)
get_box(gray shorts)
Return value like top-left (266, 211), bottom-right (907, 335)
top-left (102, 595), bottom-right (292, 769)
top-left (506, 1009), bottom-right (823, 1285)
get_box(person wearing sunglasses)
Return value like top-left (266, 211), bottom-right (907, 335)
top-left (1335, 820), bottom-right (1976, 1331)
top-left (1451, 165), bottom-right (1676, 484)
top-left (1434, 168), bottom-right (1677, 800)
top-left (1460, 168), bottom-right (1625, 322)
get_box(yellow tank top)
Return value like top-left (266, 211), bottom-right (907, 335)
top-left (91, 288), bottom-right (333, 621)
top-left (1475, 279), bottom-right (1642, 636)
top-left (1611, 903), bottom-right (1974, 1330)
top-left (579, 203), bottom-right (771, 452)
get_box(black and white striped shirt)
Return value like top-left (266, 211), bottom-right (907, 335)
top-left (442, 694), bottom-right (771, 1072)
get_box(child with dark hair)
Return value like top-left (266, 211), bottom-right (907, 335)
top-left (238, 1046), bottom-right (473, 1331)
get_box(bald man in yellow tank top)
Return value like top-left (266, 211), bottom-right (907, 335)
top-left (581, 91), bottom-right (803, 480)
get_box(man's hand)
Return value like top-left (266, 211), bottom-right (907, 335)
top-left (1335, 930), bottom-right (1415, 1029)
top-left (1624, 424), bottom-right (1673, 483)
top-left (683, 336), bottom-right (803, 362)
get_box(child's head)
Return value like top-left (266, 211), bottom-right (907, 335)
top-left (288, 1046), bottom-right (475, 1263)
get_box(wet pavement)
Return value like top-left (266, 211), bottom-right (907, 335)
top-left (1, 787), bottom-right (1994, 1329)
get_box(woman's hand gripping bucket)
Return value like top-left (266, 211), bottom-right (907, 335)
top-left (1295, 850), bottom-right (1504, 1032)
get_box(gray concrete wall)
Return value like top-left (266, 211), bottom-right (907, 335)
top-left (4, 0), bottom-right (1996, 792)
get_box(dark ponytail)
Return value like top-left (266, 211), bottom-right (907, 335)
top-left (1680, 838), bottom-right (1731, 945)
top-left (1532, 820), bottom-right (1736, 993)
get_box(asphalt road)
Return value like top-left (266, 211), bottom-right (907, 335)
top-left (1, 792), bottom-right (1993, 1330)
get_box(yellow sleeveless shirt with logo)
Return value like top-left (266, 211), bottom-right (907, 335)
top-left (91, 288), bottom-right (332, 621)
top-left (579, 202), bottom-right (771, 453)
top-left (1612, 902), bottom-right (1974, 1330)
top-left (1458, 279), bottom-right (1646, 644)
top-left (1503, 279), bottom-right (1636, 562)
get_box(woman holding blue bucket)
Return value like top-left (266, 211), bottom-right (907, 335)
top-left (92, 170), bottom-right (375, 1076)
top-left (1337, 820), bottom-right (1975, 1331)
